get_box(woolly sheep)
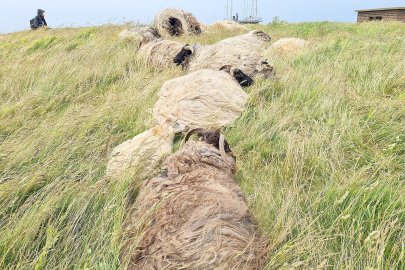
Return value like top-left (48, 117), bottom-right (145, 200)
top-left (268, 37), bottom-right (309, 55)
top-left (153, 68), bottom-right (250, 132)
top-left (118, 29), bottom-right (141, 40)
top-left (184, 12), bottom-right (203, 35)
top-left (120, 24), bottom-right (185, 69)
top-left (173, 30), bottom-right (274, 78)
top-left (106, 122), bottom-right (174, 179)
top-left (206, 20), bottom-right (248, 32)
top-left (138, 39), bottom-right (186, 69)
top-left (216, 30), bottom-right (271, 50)
top-left (122, 130), bottom-right (267, 269)
top-left (154, 8), bottom-right (202, 37)
top-left (118, 26), bottom-right (161, 46)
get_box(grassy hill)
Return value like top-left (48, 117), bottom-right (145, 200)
top-left (0, 22), bottom-right (404, 269)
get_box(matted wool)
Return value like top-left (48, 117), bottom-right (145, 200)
top-left (106, 124), bottom-right (174, 179)
top-left (208, 20), bottom-right (248, 31)
top-left (153, 69), bottom-right (248, 130)
top-left (154, 8), bottom-right (202, 37)
top-left (138, 39), bottom-right (184, 69)
top-left (268, 37), bottom-right (309, 55)
top-left (122, 140), bottom-right (267, 269)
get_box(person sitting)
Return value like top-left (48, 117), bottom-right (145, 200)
top-left (30, 9), bottom-right (48, 30)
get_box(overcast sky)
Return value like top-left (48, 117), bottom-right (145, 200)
top-left (1, 0), bottom-right (405, 33)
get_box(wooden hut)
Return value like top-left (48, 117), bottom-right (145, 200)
top-left (356, 7), bottom-right (405, 22)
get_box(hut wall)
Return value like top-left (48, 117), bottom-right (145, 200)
top-left (357, 9), bottom-right (405, 23)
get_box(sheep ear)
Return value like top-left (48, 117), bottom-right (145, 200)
top-left (221, 65), bottom-right (240, 77)
top-left (184, 128), bottom-right (204, 143)
top-left (219, 65), bottom-right (232, 74)
top-left (251, 30), bottom-right (271, 41)
top-left (183, 45), bottom-right (194, 54)
top-left (219, 134), bottom-right (231, 167)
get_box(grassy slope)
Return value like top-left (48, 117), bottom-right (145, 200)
top-left (0, 22), bottom-right (404, 269)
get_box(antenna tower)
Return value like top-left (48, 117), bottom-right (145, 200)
top-left (226, 0), bottom-right (262, 24)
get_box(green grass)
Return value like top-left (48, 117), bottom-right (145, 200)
top-left (0, 22), bottom-right (404, 269)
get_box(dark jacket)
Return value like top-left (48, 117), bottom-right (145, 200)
top-left (30, 9), bottom-right (47, 30)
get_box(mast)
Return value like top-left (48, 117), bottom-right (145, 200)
top-left (226, 0), bottom-right (262, 24)
top-left (254, 0), bottom-right (258, 17)
top-left (226, 0), bottom-right (228, 20)
top-left (243, 0), bottom-right (247, 19)
top-left (230, 0), bottom-right (233, 20)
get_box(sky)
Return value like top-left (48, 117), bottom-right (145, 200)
top-left (1, 0), bottom-right (405, 33)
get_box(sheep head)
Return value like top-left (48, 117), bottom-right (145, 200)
top-left (220, 65), bottom-right (254, 87)
top-left (139, 26), bottom-right (161, 45)
top-left (173, 44), bottom-right (194, 68)
top-left (123, 26), bottom-right (161, 47)
top-left (255, 59), bottom-right (276, 79)
top-left (164, 129), bottom-right (236, 176)
top-left (250, 30), bottom-right (272, 42)
top-left (184, 12), bottom-right (203, 34)
top-left (185, 129), bottom-right (233, 154)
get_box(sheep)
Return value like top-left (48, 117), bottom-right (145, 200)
top-left (119, 24), bottom-right (186, 69)
top-left (118, 25), bottom-right (161, 46)
top-left (184, 12), bottom-right (203, 35)
top-left (106, 121), bottom-right (174, 179)
top-left (220, 65), bottom-right (254, 87)
top-left (267, 37), bottom-right (309, 56)
top-left (138, 38), bottom-right (186, 69)
top-left (173, 30), bottom-right (274, 78)
top-left (216, 30), bottom-right (272, 50)
top-left (174, 43), bottom-right (275, 79)
top-left (154, 8), bottom-right (202, 37)
top-left (206, 20), bottom-right (248, 32)
top-left (118, 29), bottom-right (141, 40)
top-left (122, 130), bottom-right (267, 270)
top-left (133, 28), bottom-right (273, 75)
top-left (153, 68), bottom-right (250, 132)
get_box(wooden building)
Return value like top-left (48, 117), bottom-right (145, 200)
top-left (356, 7), bottom-right (405, 22)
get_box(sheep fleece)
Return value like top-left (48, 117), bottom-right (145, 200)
top-left (188, 43), bottom-right (266, 78)
top-left (187, 31), bottom-right (272, 77)
top-left (118, 26), bottom-right (161, 48)
top-left (268, 37), bottom-right (309, 55)
top-left (139, 39), bottom-right (184, 69)
top-left (106, 125), bottom-right (174, 178)
top-left (215, 31), bottom-right (270, 50)
top-left (123, 141), bottom-right (267, 269)
top-left (208, 20), bottom-right (248, 31)
top-left (153, 69), bottom-right (248, 129)
top-left (154, 8), bottom-right (201, 37)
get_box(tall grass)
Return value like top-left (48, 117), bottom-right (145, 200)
top-left (0, 22), bottom-right (404, 269)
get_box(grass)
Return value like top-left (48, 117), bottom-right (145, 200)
top-left (0, 21), bottom-right (404, 269)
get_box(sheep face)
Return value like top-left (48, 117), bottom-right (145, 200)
top-left (231, 68), bottom-right (254, 87)
top-left (250, 30), bottom-right (272, 42)
top-left (220, 65), bottom-right (254, 87)
top-left (184, 12), bottom-right (202, 35)
top-left (181, 129), bottom-right (236, 174)
top-left (173, 44), bottom-right (194, 67)
top-left (255, 60), bottom-right (276, 78)
top-left (190, 24), bottom-right (202, 34)
top-left (185, 129), bottom-right (233, 155)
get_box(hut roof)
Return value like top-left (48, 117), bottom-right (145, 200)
top-left (356, 7), bottom-right (405, 12)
